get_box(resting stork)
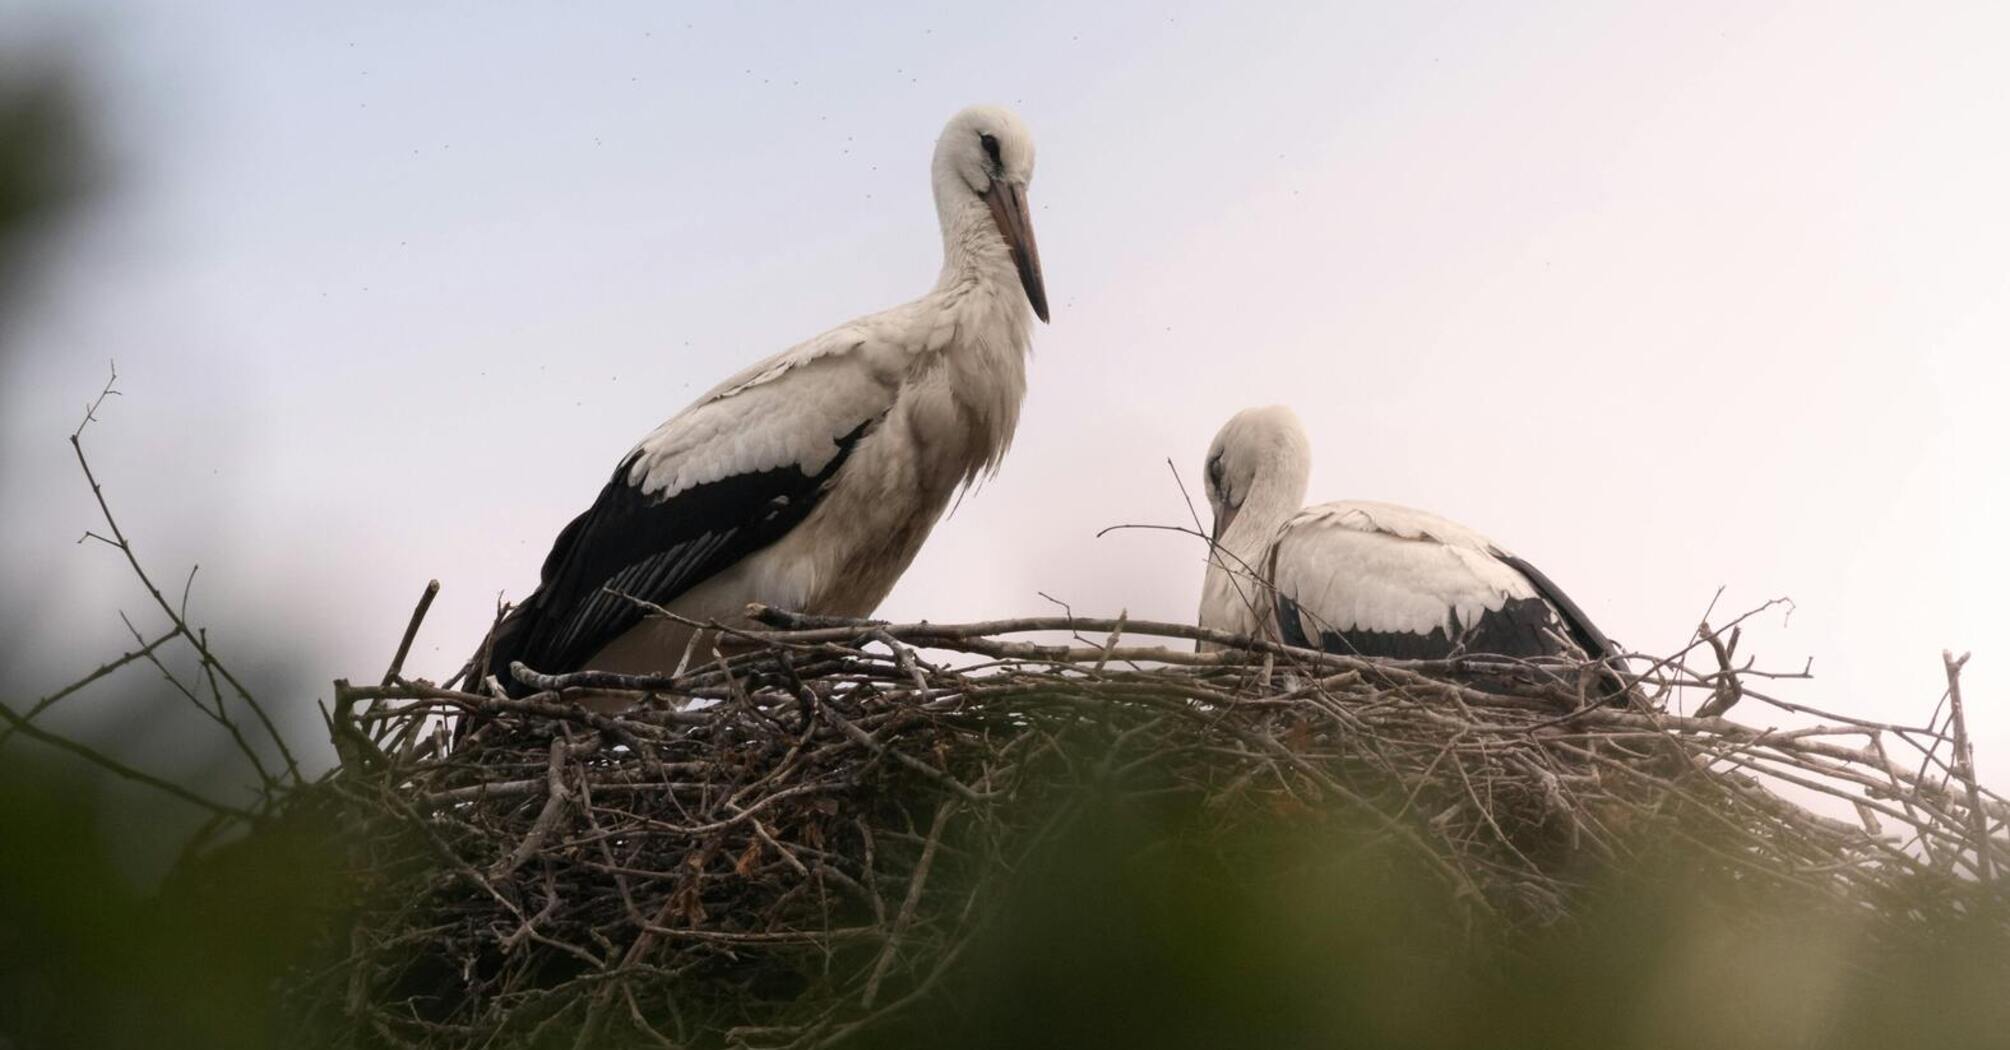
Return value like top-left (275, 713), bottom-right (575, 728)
top-left (472, 105), bottom-right (1048, 696)
top-left (1197, 406), bottom-right (1623, 677)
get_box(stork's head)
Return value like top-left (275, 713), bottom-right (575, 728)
top-left (1204, 405), bottom-right (1312, 543)
top-left (933, 104), bottom-right (1048, 323)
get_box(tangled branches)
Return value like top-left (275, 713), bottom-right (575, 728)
top-left (0, 366), bottom-right (300, 825)
top-left (294, 599), bottom-right (2009, 1049)
top-left (15, 372), bottom-right (2006, 1049)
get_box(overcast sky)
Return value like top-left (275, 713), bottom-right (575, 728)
top-left (4, 1), bottom-right (2007, 783)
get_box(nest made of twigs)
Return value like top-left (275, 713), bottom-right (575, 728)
top-left (295, 606), bottom-right (2010, 1049)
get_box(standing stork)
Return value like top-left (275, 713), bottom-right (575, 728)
top-left (472, 105), bottom-right (1048, 696)
top-left (1197, 406), bottom-right (1624, 679)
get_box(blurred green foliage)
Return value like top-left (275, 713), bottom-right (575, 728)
top-left (0, 756), bottom-right (346, 1049)
top-left (858, 790), bottom-right (2010, 1050)
top-left (8, 764), bottom-right (2006, 1050)
top-left (0, 61), bottom-right (90, 341)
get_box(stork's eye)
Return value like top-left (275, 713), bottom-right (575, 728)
top-left (979, 132), bottom-right (1001, 168)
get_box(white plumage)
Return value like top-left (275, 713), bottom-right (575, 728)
top-left (474, 105), bottom-right (1048, 693)
top-left (1198, 406), bottom-right (1619, 665)
top-left (1271, 502), bottom-right (1548, 638)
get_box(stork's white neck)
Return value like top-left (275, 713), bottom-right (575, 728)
top-left (843, 194), bottom-right (1030, 500)
top-left (933, 196), bottom-right (1029, 308)
top-left (1222, 472), bottom-right (1306, 572)
top-left (1201, 444), bottom-right (1311, 638)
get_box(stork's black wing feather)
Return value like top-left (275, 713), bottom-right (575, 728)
top-left (1488, 549), bottom-right (1619, 663)
top-left (483, 418), bottom-right (877, 688)
top-left (1273, 593), bottom-right (1570, 660)
top-left (1492, 549), bottom-right (1635, 703)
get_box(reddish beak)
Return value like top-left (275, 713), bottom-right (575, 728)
top-left (986, 178), bottom-right (1049, 322)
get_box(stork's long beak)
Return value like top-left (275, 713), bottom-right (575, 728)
top-left (1212, 503), bottom-right (1239, 545)
top-left (986, 178), bottom-right (1049, 323)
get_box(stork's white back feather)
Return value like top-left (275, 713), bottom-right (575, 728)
top-left (1273, 500), bottom-right (1539, 638)
top-left (626, 326), bottom-right (887, 500)
top-left (624, 273), bottom-right (1027, 504)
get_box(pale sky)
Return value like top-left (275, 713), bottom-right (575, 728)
top-left (4, 1), bottom-right (2007, 785)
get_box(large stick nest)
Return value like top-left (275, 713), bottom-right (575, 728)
top-left (295, 606), bottom-right (2010, 1049)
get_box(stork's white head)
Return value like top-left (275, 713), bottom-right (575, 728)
top-left (1204, 405), bottom-right (1313, 543)
top-left (932, 105), bottom-right (1048, 323)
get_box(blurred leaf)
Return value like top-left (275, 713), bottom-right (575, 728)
top-left (0, 65), bottom-right (87, 241)
top-left (0, 59), bottom-right (94, 368)
top-left (0, 757), bottom-right (346, 1050)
